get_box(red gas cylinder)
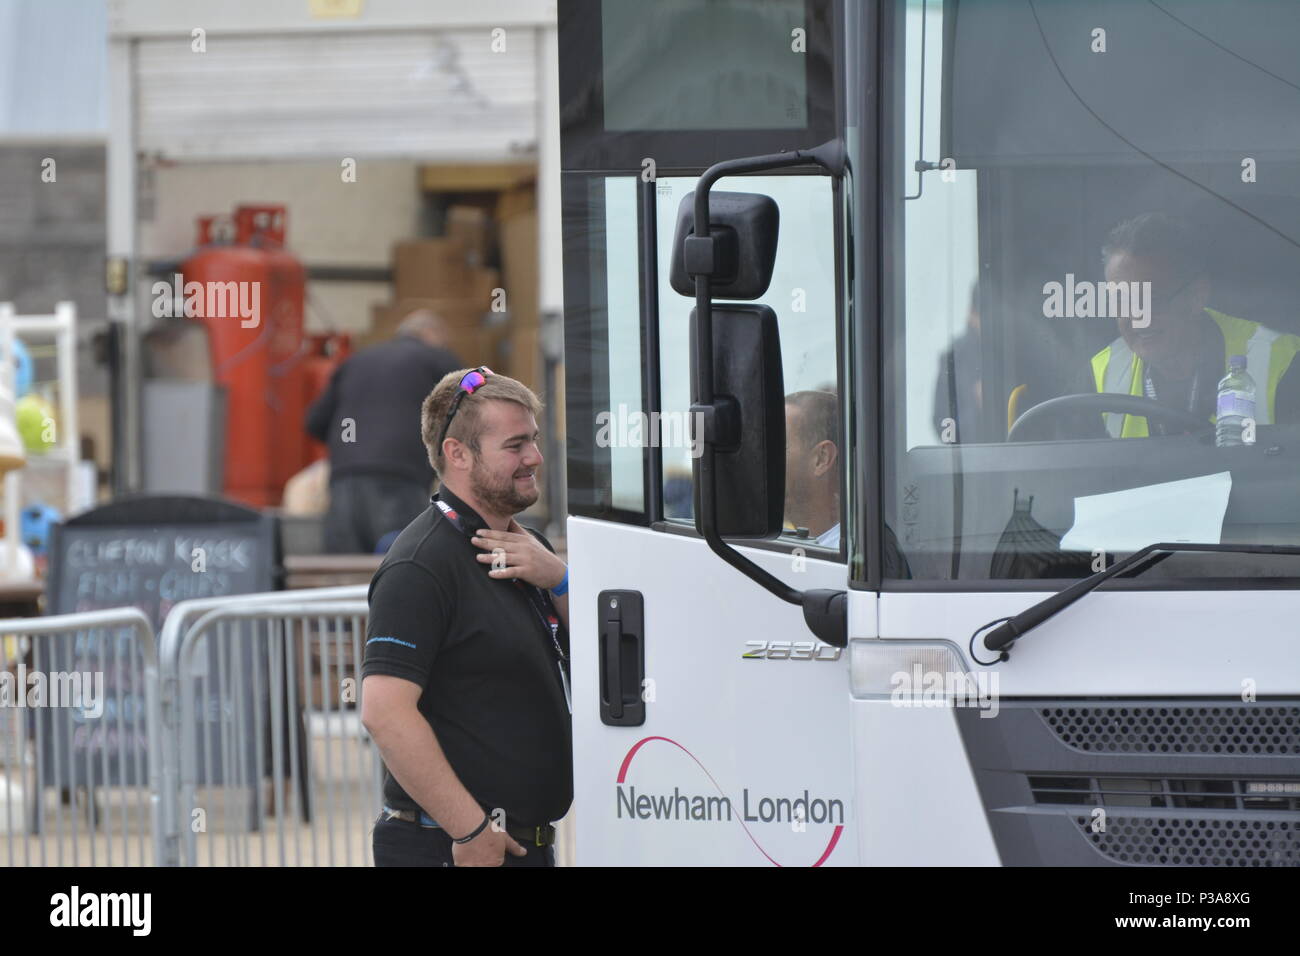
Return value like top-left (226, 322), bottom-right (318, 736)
top-left (180, 242), bottom-right (276, 507)
top-left (195, 214), bottom-right (235, 247)
top-left (237, 206), bottom-right (307, 494)
top-left (302, 333), bottom-right (352, 464)
top-left (234, 205), bottom-right (285, 246)
top-left (196, 217), bottom-right (216, 246)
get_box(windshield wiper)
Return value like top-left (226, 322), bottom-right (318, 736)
top-left (974, 542), bottom-right (1300, 662)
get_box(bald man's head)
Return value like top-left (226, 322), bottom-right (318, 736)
top-left (397, 309), bottom-right (449, 349)
top-left (784, 390), bottom-right (839, 537)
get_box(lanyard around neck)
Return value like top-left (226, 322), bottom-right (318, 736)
top-left (434, 497), bottom-right (569, 670)
top-left (1143, 363), bottom-right (1201, 411)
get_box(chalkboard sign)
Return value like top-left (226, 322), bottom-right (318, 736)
top-left (47, 495), bottom-right (279, 628)
top-left (35, 496), bottom-right (280, 794)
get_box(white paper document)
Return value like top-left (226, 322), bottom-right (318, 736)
top-left (1060, 471), bottom-right (1233, 553)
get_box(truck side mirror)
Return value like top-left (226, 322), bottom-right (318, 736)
top-left (670, 190), bottom-right (785, 539)
top-left (671, 139), bottom-right (847, 646)
top-left (688, 304), bottom-right (784, 538)
top-left (670, 191), bottom-right (779, 299)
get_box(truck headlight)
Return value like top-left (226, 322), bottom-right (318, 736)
top-left (849, 640), bottom-right (971, 701)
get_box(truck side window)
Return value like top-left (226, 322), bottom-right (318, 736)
top-left (655, 174), bottom-right (840, 552)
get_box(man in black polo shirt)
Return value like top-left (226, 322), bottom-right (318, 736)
top-left (361, 368), bottom-right (571, 867)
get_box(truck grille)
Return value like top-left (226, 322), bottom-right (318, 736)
top-left (1069, 813), bottom-right (1298, 866)
top-left (1030, 775), bottom-right (1300, 811)
top-left (1038, 703), bottom-right (1300, 754)
top-left (956, 699), bottom-right (1300, 865)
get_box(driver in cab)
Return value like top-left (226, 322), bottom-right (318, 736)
top-left (1092, 212), bottom-right (1300, 437)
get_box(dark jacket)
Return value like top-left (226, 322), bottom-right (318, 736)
top-left (305, 335), bottom-right (461, 486)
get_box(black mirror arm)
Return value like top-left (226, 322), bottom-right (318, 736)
top-left (697, 508), bottom-right (847, 647)
top-left (688, 140), bottom-right (848, 643)
top-left (690, 139), bottom-right (844, 415)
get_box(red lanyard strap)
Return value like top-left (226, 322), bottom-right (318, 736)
top-left (435, 497), bottom-right (569, 672)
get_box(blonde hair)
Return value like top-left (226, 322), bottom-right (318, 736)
top-left (421, 369), bottom-right (544, 477)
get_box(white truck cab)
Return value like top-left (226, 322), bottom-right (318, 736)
top-left (558, 0), bottom-right (1300, 866)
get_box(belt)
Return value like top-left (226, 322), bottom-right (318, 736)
top-left (381, 806), bottom-right (556, 847)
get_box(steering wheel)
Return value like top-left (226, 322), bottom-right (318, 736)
top-left (1007, 393), bottom-right (1212, 442)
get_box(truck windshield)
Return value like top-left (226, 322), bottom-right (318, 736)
top-left (883, 0), bottom-right (1300, 582)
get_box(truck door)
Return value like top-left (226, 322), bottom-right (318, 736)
top-left (559, 0), bottom-right (855, 866)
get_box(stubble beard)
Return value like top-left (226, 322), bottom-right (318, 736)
top-left (469, 455), bottom-right (538, 517)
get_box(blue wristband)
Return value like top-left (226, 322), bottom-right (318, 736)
top-left (551, 569), bottom-right (569, 596)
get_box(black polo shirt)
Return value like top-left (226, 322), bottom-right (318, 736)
top-left (362, 486), bottom-right (572, 826)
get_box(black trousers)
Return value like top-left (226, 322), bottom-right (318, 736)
top-left (324, 473), bottom-right (431, 554)
top-left (371, 815), bottom-right (556, 867)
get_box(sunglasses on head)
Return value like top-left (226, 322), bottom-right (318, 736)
top-left (436, 366), bottom-right (495, 457)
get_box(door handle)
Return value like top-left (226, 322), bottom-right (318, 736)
top-left (598, 590), bottom-right (645, 726)
top-left (603, 618), bottom-right (623, 721)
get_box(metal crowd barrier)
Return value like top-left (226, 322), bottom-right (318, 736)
top-left (164, 599), bottom-right (376, 867)
top-left (1, 583), bottom-right (571, 867)
top-left (0, 586), bottom-right (373, 867)
top-left (0, 607), bottom-right (160, 867)
top-left (155, 586), bottom-right (371, 867)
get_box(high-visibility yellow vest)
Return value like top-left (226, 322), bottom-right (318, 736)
top-left (1090, 308), bottom-right (1300, 438)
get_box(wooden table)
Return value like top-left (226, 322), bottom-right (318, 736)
top-left (283, 555), bottom-right (383, 591)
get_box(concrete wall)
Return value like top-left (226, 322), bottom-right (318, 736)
top-left (0, 141), bottom-right (110, 393)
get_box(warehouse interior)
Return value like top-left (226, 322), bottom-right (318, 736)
top-left (0, 0), bottom-right (566, 588)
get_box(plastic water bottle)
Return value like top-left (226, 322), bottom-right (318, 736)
top-left (1215, 355), bottom-right (1256, 447)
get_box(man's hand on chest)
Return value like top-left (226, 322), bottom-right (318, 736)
top-left (469, 520), bottom-right (566, 591)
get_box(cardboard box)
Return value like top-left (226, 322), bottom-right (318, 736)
top-left (470, 267), bottom-right (502, 309)
top-left (392, 240), bottom-right (500, 309)
top-left (393, 238), bottom-right (472, 300)
top-left (494, 186), bottom-right (544, 392)
top-left (498, 211), bottom-right (538, 326)
top-left (495, 185), bottom-right (535, 222)
top-left (419, 162), bottom-right (536, 193)
top-left (444, 327), bottom-right (492, 369)
top-left (445, 205), bottom-right (493, 269)
top-left (507, 325), bottom-right (543, 393)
